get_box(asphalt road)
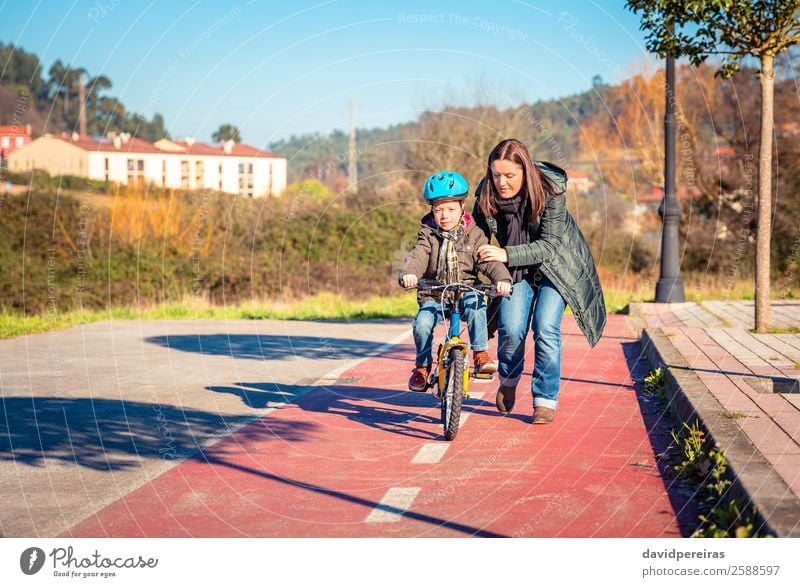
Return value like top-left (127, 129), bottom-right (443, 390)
top-left (0, 318), bottom-right (410, 536)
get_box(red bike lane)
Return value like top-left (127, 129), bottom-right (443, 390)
top-left (65, 315), bottom-right (685, 538)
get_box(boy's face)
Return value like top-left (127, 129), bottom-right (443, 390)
top-left (432, 200), bottom-right (464, 231)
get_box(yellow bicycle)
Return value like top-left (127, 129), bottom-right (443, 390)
top-left (414, 281), bottom-right (504, 441)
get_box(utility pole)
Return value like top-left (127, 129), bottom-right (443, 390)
top-left (655, 27), bottom-right (685, 303)
top-left (347, 101), bottom-right (357, 194)
top-left (77, 73), bottom-right (87, 137)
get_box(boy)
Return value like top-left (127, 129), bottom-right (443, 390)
top-left (399, 171), bottom-right (512, 392)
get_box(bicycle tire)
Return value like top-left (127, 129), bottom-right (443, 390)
top-left (442, 348), bottom-right (465, 441)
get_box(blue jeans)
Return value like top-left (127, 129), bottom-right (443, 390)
top-left (496, 275), bottom-right (566, 410)
top-left (412, 291), bottom-right (487, 366)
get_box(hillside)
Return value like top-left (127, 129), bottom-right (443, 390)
top-left (2, 41), bottom-right (799, 315)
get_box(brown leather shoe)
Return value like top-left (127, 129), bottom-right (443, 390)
top-left (408, 365), bottom-right (430, 392)
top-left (532, 406), bottom-right (555, 424)
top-left (495, 385), bottom-right (516, 413)
top-left (473, 350), bottom-right (497, 374)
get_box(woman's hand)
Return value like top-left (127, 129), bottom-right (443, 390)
top-left (401, 274), bottom-right (418, 288)
top-left (495, 281), bottom-right (512, 296)
top-left (477, 244), bottom-right (508, 264)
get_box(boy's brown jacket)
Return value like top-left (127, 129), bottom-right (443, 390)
top-left (398, 211), bottom-right (512, 302)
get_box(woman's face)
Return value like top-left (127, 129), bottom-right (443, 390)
top-left (491, 159), bottom-right (524, 199)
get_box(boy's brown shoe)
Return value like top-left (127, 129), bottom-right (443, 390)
top-left (473, 350), bottom-right (497, 374)
top-left (495, 385), bottom-right (516, 413)
top-left (408, 365), bottom-right (431, 392)
top-left (532, 406), bottom-right (555, 424)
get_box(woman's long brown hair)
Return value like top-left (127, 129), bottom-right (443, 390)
top-left (478, 138), bottom-right (558, 222)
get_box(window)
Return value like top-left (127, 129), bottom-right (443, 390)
top-left (195, 160), bottom-right (204, 188)
top-left (1, 137), bottom-right (8, 148)
top-left (238, 160), bottom-right (254, 197)
top-left (127, 159), bottom-right (144, 185)
top-left (180, 160), bottom-right (190, 188)
top-left (162, 160), bottom-right (167, 186)
top-left (15, 137), bottom-right (24, 147)
top-left (104, 158), bottom-right (109, 182)
top-left (218, 162), bottom-right (223, 191)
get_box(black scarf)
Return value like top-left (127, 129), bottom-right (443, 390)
top-left (494, 191), bottom-right (530, 284)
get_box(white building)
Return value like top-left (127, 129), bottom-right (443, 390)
top-left (8, 133), bottom-right (287, 197)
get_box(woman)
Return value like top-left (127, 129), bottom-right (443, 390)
top-left (474, 138), bottom-right (605, 424)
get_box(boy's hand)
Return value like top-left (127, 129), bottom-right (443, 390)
top-left (401, 274), bottom-right (418, 288)
top-left (495, 281), bottom-right (512, 296)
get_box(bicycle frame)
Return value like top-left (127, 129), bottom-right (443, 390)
top-left (434, 299), bottom-right (470, 397)
top-left (409, 280), bottom-right (504, 440)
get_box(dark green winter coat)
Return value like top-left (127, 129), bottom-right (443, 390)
top-left (472, 161), bottom-right (606, 347)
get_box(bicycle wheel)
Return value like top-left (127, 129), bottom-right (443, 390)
top-left (441, 348), bottom-right (465, 441)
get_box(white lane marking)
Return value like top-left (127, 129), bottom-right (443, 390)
top-left (468, 392), bottom-right (485, 401)
top-left (460, 413), bottom-right (470, 427)
top-left (412, 443), bottom-right (449, 464)
top-left (365, 487), bottom-right (421, 522)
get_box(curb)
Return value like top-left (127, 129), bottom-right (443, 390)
top-left (640, 327), bottom-right (800, 537)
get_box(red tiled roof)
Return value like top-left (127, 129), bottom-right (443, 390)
top-left (638, 191), bottom-right (663, 203)
top-left (49, 135), bottom-right (280, 158)
top-left (52, 135), bottom-right (163, 154)
top-left (0, 125), bottom-right (31, 136)
top-left (172, 139), bottom-right (279, 158)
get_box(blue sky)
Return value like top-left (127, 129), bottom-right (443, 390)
top-left (1, 0), bottom-right (656, 148)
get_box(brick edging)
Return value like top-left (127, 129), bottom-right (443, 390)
top-left (640, 327), bottom-right (800, 537)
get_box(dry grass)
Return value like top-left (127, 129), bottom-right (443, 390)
top-left (0, 293), bottom-right (419, 339)
top-left (106, 185), bottom-right (215, 256)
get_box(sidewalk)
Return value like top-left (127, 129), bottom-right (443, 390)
top-left (632, 300), bottom-right (800, 537)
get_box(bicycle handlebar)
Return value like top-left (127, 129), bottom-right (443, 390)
top-left (405, 280), bottom-right (510, 298)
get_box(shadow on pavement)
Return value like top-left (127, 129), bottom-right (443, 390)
top-left (0, 397), bottom-right (317, 471)
top-left (208, 382), bottom-right (445, 439)
top-left (208, 378), bottom-right (533, 439)
top-left (201, 451), bottom-right (507, 538)
top-left (145, 334), bottom-right (408, 361)
top-left (621, 341), bottom-right (700, 536)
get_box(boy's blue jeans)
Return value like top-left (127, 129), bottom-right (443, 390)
top-left (412, 291), bottom-right (487, 366)
top-left (496, 276), bottom-right (566, 410)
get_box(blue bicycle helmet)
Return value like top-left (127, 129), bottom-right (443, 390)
top-left (423, 171), bottom-right (469, 203)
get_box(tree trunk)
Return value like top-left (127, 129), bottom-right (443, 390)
top-left (755, 54), bottom-right (775, 333)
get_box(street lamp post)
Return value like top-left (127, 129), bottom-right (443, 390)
top-left (655, 47), bottom-right (685, 303)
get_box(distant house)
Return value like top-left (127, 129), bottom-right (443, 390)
top-left (567, 169), bottom-right (591, 193)
top-left (777, 122), bottom-right (799, 136)
top-left (8, 133), bottom-right (287, 197)
top-left (0, 125), bottom-right (32, 162)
